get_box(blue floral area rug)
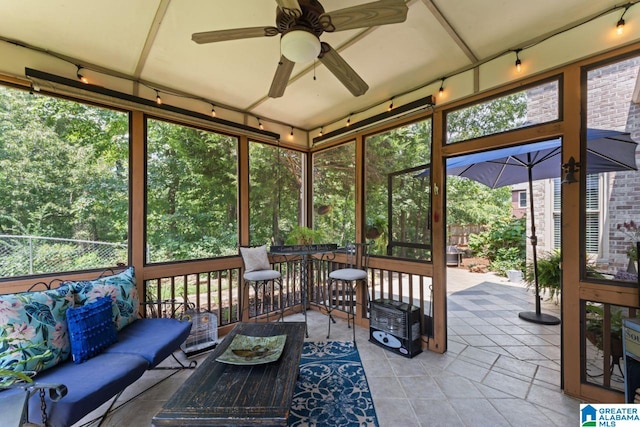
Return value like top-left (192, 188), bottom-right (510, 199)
top-left (288, 341), bottom-right (379, 427)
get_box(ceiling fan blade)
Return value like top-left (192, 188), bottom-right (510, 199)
top-left (192, 26), bottom-right (279, 44)
top-left (268, 56), bottom-right (295, 98)
top-left (320, 0), bottom-right (408, 32)
top-left (318, 43), bottom-right (368, 97)
top-left (275, 0), bottom-right (302, 18)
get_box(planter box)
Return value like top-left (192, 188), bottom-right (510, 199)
top-left (507, 270), bottom-right (523, 282)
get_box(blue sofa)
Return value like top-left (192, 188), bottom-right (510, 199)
top-left (0, 267), bottom-right (192, 427)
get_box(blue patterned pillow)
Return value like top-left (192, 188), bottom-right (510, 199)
top-left (70, 266), bottom-right (139, 331)
top-left (0, 285), bottom-right (74, 375)
top-left (67, 296), bottom-right (118, 363)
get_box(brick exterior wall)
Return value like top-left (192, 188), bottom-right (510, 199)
top-left (526, 56), bottom-right (640, 275)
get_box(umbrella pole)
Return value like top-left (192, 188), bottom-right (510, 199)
top-left (518, 162), bottom-right (561, 325)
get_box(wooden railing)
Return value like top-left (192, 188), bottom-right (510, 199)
top-left (141, 255), bottom-right (434, 336)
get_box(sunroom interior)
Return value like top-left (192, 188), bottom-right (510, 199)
top-left (2, 0), bottom-right (640, 406)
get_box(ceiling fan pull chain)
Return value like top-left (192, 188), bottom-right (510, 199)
top-left (313, 59), bottom-right (316, 81)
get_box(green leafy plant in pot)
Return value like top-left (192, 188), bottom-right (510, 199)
top-left (523, 249), bottom-right (602, 303)
top-left (523, 249), bottom-right (562, 303)
top-left (285, 226), bottom-right (324, 245)
top-left (365, 215), bottom-right (386, 240)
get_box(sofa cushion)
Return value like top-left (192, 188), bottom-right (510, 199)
top-left (71, 266), bottom-right (139, 331)
top-left (240, 245), bottom-right (271, 272)
top-left (104, 318), bottom-right (192, 368)
top-left (67, 297), bottom-right (118, 363)
top-left (24, 352), bottom-right (149, 427)
top-left (0, 285), bottom-right (74, 374)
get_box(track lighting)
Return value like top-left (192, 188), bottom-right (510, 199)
top-left (211, 105), bottom-right (216, 117)
top-left (155, 90), bottom-right (162, 105)
top-left (388, 99), bottom-right (394, 111)
top-left (257, 118), bottom-right (264, 130)
top-left (76, 66), bottom-right (88, 84)
top-left (319, 127), bottom-right (323, 137)
top-left (514, 49), bottom-right (522, 73)
top-left (438, 78), bottom-right (445, 98)
top-left (346, 115), bottom-right (351, 127)
top-left (289, 126), bottom-right (294, 140)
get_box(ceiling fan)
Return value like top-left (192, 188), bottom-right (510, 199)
top-left (192, 0), bottom-right (408, 98)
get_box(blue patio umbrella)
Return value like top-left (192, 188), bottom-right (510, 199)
top-left (425, 129), bottom-right (638, 324)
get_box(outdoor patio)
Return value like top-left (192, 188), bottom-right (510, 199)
top-left (76, 268), bottom-right (581, 427)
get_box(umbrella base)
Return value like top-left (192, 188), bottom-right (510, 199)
top-left (518, 311), bottom-right (561, 325)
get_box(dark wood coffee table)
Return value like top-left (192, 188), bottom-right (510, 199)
top-left (152, 322), bottom-right (306, 426)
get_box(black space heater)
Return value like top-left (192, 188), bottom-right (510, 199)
top-left (369, 298), bottom-right (422, 358)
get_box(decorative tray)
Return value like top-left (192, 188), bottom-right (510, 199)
top-left (215, 334), bottom-right (287, 365)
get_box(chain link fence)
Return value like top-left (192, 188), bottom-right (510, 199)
top-left (0, 235), bottom-right (127, 278)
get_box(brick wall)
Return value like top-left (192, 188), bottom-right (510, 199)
top-left (526, 56), bottom-right (640, 274)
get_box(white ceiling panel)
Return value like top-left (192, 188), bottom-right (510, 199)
top-left (0, 0), bottom-right (636, 133)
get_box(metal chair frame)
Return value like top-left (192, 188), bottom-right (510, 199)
top-left (325, 242), bottom-right (371, 342)
top-left (239, 246), bottom-right (285, 323)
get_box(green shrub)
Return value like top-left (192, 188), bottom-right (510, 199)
top-left (468, 216), bottom-right (526, 276)
top-left (524, 249), bottom-right (562, 301)
top-left (489, 246), bottom-right (526, 276)
top-left (524, 249), bottom-right (603, 302)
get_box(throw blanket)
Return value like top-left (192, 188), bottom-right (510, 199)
top-left (288, 341), bottom-right (379, 427)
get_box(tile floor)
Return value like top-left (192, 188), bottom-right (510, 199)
top-left (75, 269), bottom-right (582, 427)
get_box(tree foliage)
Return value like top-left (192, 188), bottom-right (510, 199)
top-left (468, 216), bottom-right (526, 275)
top-left (365, 120), bottom-right (432, 258)
top-left (0, 80), bottom-right (531, 276)
top-left (146, 119), bottom-right (238, 262)
top-left (249, 143), bottom-right (303, 246)
top-left (0, 88), bottom-right (128, 242)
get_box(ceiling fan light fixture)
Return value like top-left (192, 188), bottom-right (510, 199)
top-left (281, 30), bottom-right (321, 63)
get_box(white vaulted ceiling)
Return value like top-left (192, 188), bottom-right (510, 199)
top-left (0, 0), bottom-right (637, 137)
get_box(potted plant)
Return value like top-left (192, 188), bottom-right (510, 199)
top-left (365, 215), bottom-right (386, 240)
top-left (523, 249), bottom-right (602, 302)
top-left (617, 220), bottom-right (640, 273)
top-left (626, 244), bottom-right (638, 274)
top-left (285, 226), bottom-right (324, 245)
top-left (523, 249), bottom-right (562, 302)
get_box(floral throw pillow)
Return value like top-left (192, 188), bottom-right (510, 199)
top-left (0, 285), bottom-right (74, 375)
top-left (71, 266), bottom-right (139, 331)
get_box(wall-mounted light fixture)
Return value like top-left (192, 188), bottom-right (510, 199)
top-left (561, 156), bottom-right (580, 184)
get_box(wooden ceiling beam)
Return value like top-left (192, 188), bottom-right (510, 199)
top-left (133, 0), bottom-right (171, 96)
top-left (420, 0), bottom-right (478, 63)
